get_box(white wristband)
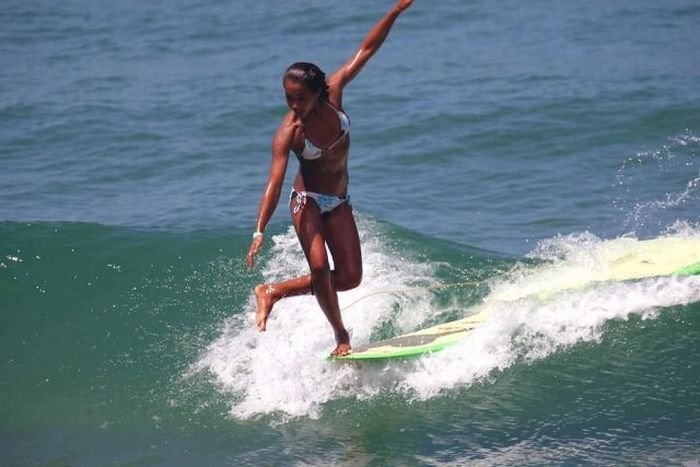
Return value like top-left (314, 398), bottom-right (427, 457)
top-left (253, 231), bottom-right (263, 239)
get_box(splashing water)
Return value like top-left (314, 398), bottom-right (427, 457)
top-left (190, 217), bottom-right (440, 419)
top-left (191, 221), bottom-right (700, 421)
top-left (615, 131), bottom-right (700, 234)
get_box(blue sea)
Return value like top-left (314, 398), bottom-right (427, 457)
top-left (2, 0), bottom-right (700, 465)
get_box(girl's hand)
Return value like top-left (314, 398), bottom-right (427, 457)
top-left (246, 235), bottom-right (264, 269)
top-left (395, 0), bottom-right (414, 13)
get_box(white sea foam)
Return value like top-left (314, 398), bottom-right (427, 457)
top-left (403, 274), bottom-right (700, 400)
top-left (192, 224), bottom-right (700, 420)
top-left (401, 230), bottom-right (700, 400)
top-left (191, 216), bottom-right (440, 419)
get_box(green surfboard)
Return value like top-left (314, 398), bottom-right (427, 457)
top-left (333, 236), bottom-right (700, 361)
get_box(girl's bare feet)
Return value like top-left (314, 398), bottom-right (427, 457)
top-left (330, 329), bottom-right (351, 357)
top-left (330, 343), bottom-right (352, 357)
top-left (254, 284), bottom-right (277, 331)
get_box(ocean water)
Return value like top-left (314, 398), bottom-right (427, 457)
top-left (2, 0), bottom-right (700, 465)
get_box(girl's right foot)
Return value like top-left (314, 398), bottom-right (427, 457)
top-left (254, 284), bottom-right (276, 331)
top-left (330, 329), bottom-right (351, 357)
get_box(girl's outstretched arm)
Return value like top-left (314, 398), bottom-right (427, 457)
top-left (329, 0), bottom-right (414, 91)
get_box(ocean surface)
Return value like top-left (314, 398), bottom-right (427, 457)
top-left (2, 0), bottom-right (700, 465)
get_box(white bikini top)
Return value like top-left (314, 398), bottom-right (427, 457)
top-left (299, 103), bottom-right (350, 160)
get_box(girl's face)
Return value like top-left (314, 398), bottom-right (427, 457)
top-left (283, 79), bottom-right (319, 119)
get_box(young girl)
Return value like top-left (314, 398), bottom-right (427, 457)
top-left (246, 0), bottom-right (414, 357)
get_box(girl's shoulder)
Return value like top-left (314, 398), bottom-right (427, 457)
top-left (326, 76), bottom-right (344, 110)
top-left (274, 111), bottom-right (304, 152)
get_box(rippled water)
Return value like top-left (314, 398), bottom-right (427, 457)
top-left (2, 0), bottom-right (699, 464)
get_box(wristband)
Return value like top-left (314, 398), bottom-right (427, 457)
top-left (253, 231), bottom-right (263, 239)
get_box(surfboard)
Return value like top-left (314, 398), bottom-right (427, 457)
top-left (333, 236), bottom-right (700, 361)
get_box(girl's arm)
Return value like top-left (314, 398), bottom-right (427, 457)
top-left (328, 0), bottom-right (414, 92)
top-left (246, 117), bottom-right (297, 268)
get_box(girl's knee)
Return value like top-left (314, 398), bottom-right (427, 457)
top-left (335, 267), bottom-right (362, 291)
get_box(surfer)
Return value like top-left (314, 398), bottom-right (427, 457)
top-left (246, 0), bottom-right (414, 357)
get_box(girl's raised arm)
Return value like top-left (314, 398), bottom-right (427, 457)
top-left (328, 0), bottom-right (413, 92)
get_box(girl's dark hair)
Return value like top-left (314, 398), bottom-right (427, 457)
top-left (283, 62), bottom-right (330, 101)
